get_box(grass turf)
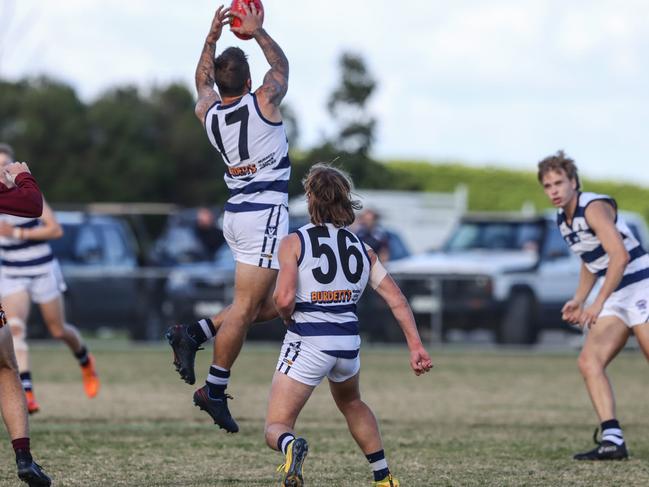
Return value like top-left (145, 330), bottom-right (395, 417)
top-left (1, 341), bottom-right (648, 486)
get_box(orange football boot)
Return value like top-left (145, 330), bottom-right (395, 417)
top-left (81, 353), bottom-right (100, 398)
top-left (25, 390), bottom-right (40, 415)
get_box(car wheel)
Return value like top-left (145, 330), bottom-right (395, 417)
top-left (497, 292), bottom-right (538, 345)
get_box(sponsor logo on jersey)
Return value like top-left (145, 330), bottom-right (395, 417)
top-left (257, 152), bottom-right (276, 169)
top-left (310, 289), bottom-right (354, 304)
top-left (228, 164), bottom-right (257, 177)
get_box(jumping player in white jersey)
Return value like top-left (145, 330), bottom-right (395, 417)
top-left (267, 164), bottom-right (433, 487)
top-left (0, 144), bottom-right (51, 485)
top-left (0, 145), bottom-right (100, 415)
top-left (166, 3), bottom-right (290, 432)
top-left (538, 151), bottom-right (649, 460)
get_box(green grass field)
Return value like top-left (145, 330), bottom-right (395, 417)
top-left (1, 341), bottom-right (649, 486)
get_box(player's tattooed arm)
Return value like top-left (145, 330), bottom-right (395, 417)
top-left (254, 28), bottom-right (289, 107)
top-left (194, 5), bottom-right (230, 123)
top-left (230, 2), bottom-right (289, 107)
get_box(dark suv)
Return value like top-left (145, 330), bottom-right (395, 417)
top-left (29, 211), bottom-right (158, 339)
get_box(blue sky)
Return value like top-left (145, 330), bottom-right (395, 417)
top-left (1, 0), bottom-right (647, 184)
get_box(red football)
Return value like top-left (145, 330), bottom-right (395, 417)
top-left (230, 0), bottom-right (264, 40)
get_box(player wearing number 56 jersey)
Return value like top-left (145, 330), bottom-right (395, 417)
top-left (266, 164), bottom-right (433, 487)
top-left (165, 3), bottom-right (290, 432)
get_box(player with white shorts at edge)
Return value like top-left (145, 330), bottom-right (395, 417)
top-left (0, 145), bottom-right (100, 416)
top-left (166, 2), bottom-right (290, 432)
top-left (538, 151), bottom-right (649, 461)
top-left (267, 164), bottom-right (433, 487)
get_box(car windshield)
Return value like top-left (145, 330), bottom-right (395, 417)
top-left (50, 224), bottom-right (81, 263)
top-left (443, 221), bottom-right (543, 252)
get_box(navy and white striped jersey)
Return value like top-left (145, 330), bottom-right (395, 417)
top-left (558, 192), bottom-right (649, 292)
top-left (204, 92), bottom-right (290, 213)
top-left (287, 223), bottom-right (371, 358)
top-left (0, 214), bottom-right (55, 277)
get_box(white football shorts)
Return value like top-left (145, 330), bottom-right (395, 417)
top-left (222, 204), bottom-right (288, 270)
top-left (275, 334), bottom-right (360, 387)
top-left (600, 279), bottom-right (649, 327)
top-left (0, 260), bottom-right (67, 303)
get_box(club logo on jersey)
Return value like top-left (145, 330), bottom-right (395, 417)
top-left (265, 225), bottom-right (277, 238)
top-left (228, 164), bottom-right (257, 177)
top-left (311, 289), bottom-right (354, 304)
top-left (564, 232), bottom-right (580, 245)
top-left (635, 299), bottom-right (647, 312)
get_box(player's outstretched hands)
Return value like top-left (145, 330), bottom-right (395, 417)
top-left (561, 299), bottom-right (583, 325)
top-left (4, 162), bottom-right (31, 185)
top-left (409, 344), bottom-right (433, 376)
top-left (207, 5), bottom-right (231, 42)
top-left (230, 1), bottom-right (263, 37)
top-left (579, 301), bottom-right (603, 329)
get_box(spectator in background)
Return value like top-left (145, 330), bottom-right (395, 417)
top-left (194, 207), bottom-right (224, 258)
top-left (354, 209), bottom-right (391, 262)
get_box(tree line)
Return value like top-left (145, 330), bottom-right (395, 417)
top-left (3, 51), bottom-right (648, 223)
top-left (0, 53), bottom-right (393, 205)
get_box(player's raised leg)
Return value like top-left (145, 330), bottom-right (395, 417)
top-left (330, 374), bottom-right (399, 486)
top-left (265, 371), bottom-right (313, 487)
top-left (573, 315), bottom-right (630, 460)
top-left (39, 297), bottom-right (99, 398)
top-left (193, 262), bottom-right (277, 432)
top-left (167, 293), bottom-right (279, 385)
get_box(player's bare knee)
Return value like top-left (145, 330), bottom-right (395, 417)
top-left (231, 300), bottom-right (263, 324)
top-left (577, 353), bottom-right (602, 377)
top-left (8, 318), bottom-right (28, 352)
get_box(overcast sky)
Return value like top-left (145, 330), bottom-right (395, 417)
top-left (1, 0), bottom-right (647, 184)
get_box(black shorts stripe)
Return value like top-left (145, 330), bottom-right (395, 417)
top-left (283, 342), bottom-right (301, 375)
top-left (267, 206), bottom-right (283, 269)
top-left (277, 341), bottom-right (293, 373)
top-left (260, 206), bottom-right (276, 254)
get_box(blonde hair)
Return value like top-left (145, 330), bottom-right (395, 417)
top-left (302, 163), bottom-right (361, 227)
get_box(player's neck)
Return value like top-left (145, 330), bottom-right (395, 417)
top-left (221, 90), bottom-right (250, 105)
top-left (563, 192), bottom-right (579, 221)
